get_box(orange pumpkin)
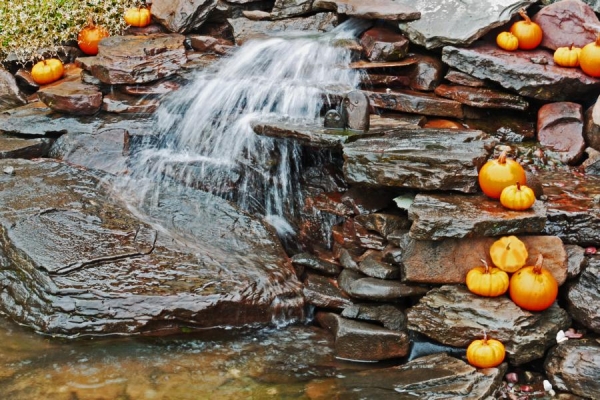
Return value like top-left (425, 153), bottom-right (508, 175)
top-left (553, 45), bottom-right (581, 68)
top-left (580, 35), bottom-right (600, 78)
top-left (466, 332), bottom-right (506, 368)
top-left (500, 182), bottom-right (536, 211)
top-left (77, 17), bottom-right (109, 56)
top-left (423, 119), bottom-right (464, 129)
top-left (509, 254), bottom-right (558, 311)
top-left (496, 32), bottom-right (519, 51)
top-left (466, 260), bottom-right (509, 297)
top-left (510, 8), bottom-right (543, 50)
top-left (31, 58), bottom-right (64, 85)
top-left (478, 150), bottom-right (526, 199)
top-left (489, 236), bottom-right (528, 273)
top-left (124, 7), bottom-right (152, 27)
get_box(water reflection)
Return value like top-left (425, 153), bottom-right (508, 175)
top-left (0, 316), bottom-right (375, 399)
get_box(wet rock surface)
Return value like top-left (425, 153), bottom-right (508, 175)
top-left (366, 89), bottom-right (464, 118)
top-left (407, 285), bottom-right (571, 365)
top-left (151, 0), bottom-right (218, 33)
top-left (0, 159), bottom-right (304, 336)
top-left (37, 81), bottom-right (103, 115)
top-left (537, 102), bottom-right (586, 165)
top-left (434, 84), bottom-right (529, 111)
top-left (313, 0), bottom-right (420, 21)
top-left (271, 0), bottom-right (314, 19)
top-left (0, 136), bottom-right (53, 159)
top-left (342, 128), bottom-right (494, 192)
top-left (544, 339), bottom-right (600, 399)
top-left (407, 193), bottom-right (547, 240)
top-left (442, 43), bottom-right (600, 101)
top-left (338, 269), bottom-right (429, 301)
top-left (565, 256), bottom-right (600, 333)
top-left (396, 0), bottom-right (536, 49)
top-left (77, 34), bottom-right (187, 85)
top-left (359, 26), bottom-right (409, 62)
top-left (0, 68), bottom-right (27, 112)
top-left (305, 352), bottom-right (506, 399)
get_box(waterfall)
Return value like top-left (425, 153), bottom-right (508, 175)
top-left (126, 20), bottom-right (366, 237)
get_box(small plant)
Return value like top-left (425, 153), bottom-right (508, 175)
top-left (0, 0), bottom-right (142, 64)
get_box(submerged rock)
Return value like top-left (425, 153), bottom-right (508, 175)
top-left (0, 159), bottom-right (303, 336)
top-left (407, 285), bottom-right (571, 365)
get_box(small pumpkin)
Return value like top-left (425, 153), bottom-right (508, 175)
top-left (478, 150), bottom-right (526, 199)
top-left (510, 8), bottom-right (543, 50)
top-left (553, 44), bottom-right (581, 68)
top-left (580, 35), bottom-right (600, 78)
top-left (466, 259), bottom-right (509, 297)
top-left (489, 236), bottom-right (528, 273)
top-left (509, 254), bottom-right (558, 311)
top-left (466, 332), bottom-right (506, 368)
top-left (496, 32), bottom-right (519, 51)
top-left (77, 16), bottom-right (110, 56)
top-left (423, 119), bottom-right (464, 129)
top-left (500, 182), bottom-right (536, 211)
top-left (31, 58), bottom-right (64, 85)
top-left (124, 7), bottom-right (152, 27)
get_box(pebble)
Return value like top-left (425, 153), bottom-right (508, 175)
top-left (3, 166), bottom-right (15, 175)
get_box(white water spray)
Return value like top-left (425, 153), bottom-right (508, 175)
top-left (128, 20), bottom-right (366, 236)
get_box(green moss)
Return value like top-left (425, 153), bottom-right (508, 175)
top-left (0, 0), bottom-right (142, 63)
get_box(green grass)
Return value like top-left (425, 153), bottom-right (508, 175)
top-left (0, 0), bottom-right (141, 63)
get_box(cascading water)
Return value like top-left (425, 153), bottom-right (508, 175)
top-left (125, 20), bottom-right (366, 238)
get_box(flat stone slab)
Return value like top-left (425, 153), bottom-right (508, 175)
top-left (407, 285), bottom-right (571, 365)
top-left (0, 159), bottom-right (303, 336)
top-left (400, 235), bottom-right (567, 285)
top-left (77, 34), bottom-right (187, 85)
top-left (37, 81), bottom-right (103, 115)
top-left (305, 352), bottom-right (506, 398)
top-left (408, 193), bottom-right (547, 241)
top-left (434, 84), bottom-right (529, 111)
top-left (313, 0), bottom-right (420, 21)
top-left (442, 43), bottom-right (600, 101)
top-left (0, 136), bottom-right (52, 159)
top-left (396, 0), bottom-right (536, 49)
top-left (565, 256), bottom-right (600, 333)
top-left (540, 169), bottom-right (600, 246)
top-left (342, 128), bottom-right (495, 192)
top-left (365, 89), bottom-right (465, 118)
top-left (349, 56), bottom-right (418, 69)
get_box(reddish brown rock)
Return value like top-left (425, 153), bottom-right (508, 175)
top-left (313, 0), bottom-right (420, 21)
top-left (537, 102), bottom-right (586, 165)
top-left (444, 69), bottom-right (487, 87)
top-left (365, 89), bottom-right (464, 118)
top-left (584, 99), bottom-right (600, 151)
top-left (406, 53), bottom-right (445, 91)
top-left (303, 273), bottom-right (353, 310)
top-left (151, 0), bottom-right (218, 33)
top-left (532, 0), bottom-right (600, 50)
top-left (359, 26), bottom-right (409, 62)
top-left (434, 84), bottom-right (528, 111)
top-left (102, 92), bottom-right (159, 114)
top-left (37, 81), bottom-right (102, 115)
top-left (187, 35), bottom-right (234, 55)
top-left (0, 136), bottom-right (52, 159)
top-left (465, 112), bottom-right (536, 142)
top-left (119, 80), bottom-right (181, 96)
top-left (400, 235), bottom-right (568, 285)
top-left (582, 147), bottom-right (600, 175)
top-left (361, 73), bottom-right (410, 88)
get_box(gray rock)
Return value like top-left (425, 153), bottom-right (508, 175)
top-left (445, 69), bottom-right (488, 88)
top-left (407, 285), bottom-right (571, 365)
top-left (583, 147), bottom-right (600, 175)
top-left (537, 102), bottom-right (586, 165)
top-left (303, 273), bottom-right (354, 310)
top-left (228, 13), bottom-right (338, 45)
top-left (271, 0), bottom-right (314, 19)
top-left (342, 128), bottom-right (495, 193)
top-left (565, 256), bottom-right (600, 333)
top-left (340, 90), bottom-right (369, 132)
top-left (304, 352), bottom-right (506, 399)
top-left (397, 0), bottom-right (536, 49)
top-left (354, 212), bottom-right (411, 239)
top-left (151, 0), bottom-right (218, 33)
top-left (544, 339), bottom-right (600, 399)
top-left (341, 303), bottom-right (407, 331)
top-left (316, 311), bottom-right (410, 361)
top-left (540, 170), bottom-right (600, 247)
top-left (565, 245), bottom-right (587, 279)
top-left (291, 252), bottom-right (342, 276)
top-left (77, 34), bottom-right (187, 85)
top-left (357, 251), bottom-right (400, 280)
top-left (533, 0), bottom-right (600, 50)
top-left (323, 109), bottom-right (345, 128)
top-left (0, 68), bottom-right (27, 112)
top-left (37, 81), bottom-right (103, 116)
top-left (442, 43), bottom-right (600, 101)
top-left (338, 268), bottom-right (429, 301)
top-left (366, 88), bottom-right (464, 118)
top-left (0, 158), bottom-right (303, 336)
top-left (408, 193), bottom-right (547, 241)
top-left (405, 53), bottom-right (446, 91)
top-left (0, 137), bottom-right (53, 160)
top-left (313, 0), bottom-right (420, 21)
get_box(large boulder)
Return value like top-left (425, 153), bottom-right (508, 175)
top-left (151, 0), bottom-right (218, 33)
top-left (0, 68), bottom-right (27, 112)
top-left (397, 0), bottom-right (536, 49)
top-left (37, 81), bottom-right (103, 115)
top-left (0, 159), bottom-right (304, 336)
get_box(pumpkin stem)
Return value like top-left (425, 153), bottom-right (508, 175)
top-left (534, 254), bottom-right (544, 273)
top-left (86, 15), bottom-right (95, 28)
top-left (596, 34), bottom-right (600, 47)
top-left (518, 8), bottom-right (531, 24)
top-left (482, 330), bottom-right (488, 343)
top-left (480, 259), bottom-right (490, 274)
top-left (497, 150), bottom-right (508, 165)
top-left (516, 181), bottom-right (522, 191)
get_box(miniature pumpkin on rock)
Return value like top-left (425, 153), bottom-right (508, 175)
top-left (489, 236), bottom-right (528, 273)
top-left (124, 7), bottom-right (152, 27)
top-left (466, 260), bottom-right (509, 297)
top-left (478, 150), bottom-right (526, 199)
top-left (510, 8), bottom-right (543, 50)
top-left (31, 58), bottom-right (64, 85)
top-left (466, 332), bottom-right (506, 368)
top-left (500, 182), bottom-right (535, 211)
top-left (509, 254), bottom-right (558, 312)
top-left (580, 35), bottom-right (600, 78)
top-left (496, 32), bottom-right (519, 51)
top-left (554, 45), bottom-right (581, 68)
top-left (77, 16), bottom-right (109, 56)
